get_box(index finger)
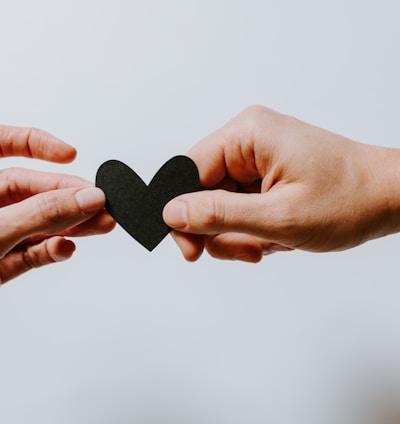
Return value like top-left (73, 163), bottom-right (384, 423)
top-left (0, 168), bottom-right (90, 207)
top-left (187, 107), bottom-right (263, 188)
top-left (0, 126), bottom-right (77, 163)
top-left (186, 126), bottom-right (228, 188)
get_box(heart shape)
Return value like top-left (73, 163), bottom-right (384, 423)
top-left (95, 156), bottom-right (199, 251)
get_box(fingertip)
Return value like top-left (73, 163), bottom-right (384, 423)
top-left (56, 145), bottom-right (77, 164)
top-left (75, 187), bottom-right (106, 213)
top-left (87, 210), bottom-right (116, 234)
top-left (233, 252), bottom-right (263, 263)
top-left (0, 236), bottom-right (77, 284)
top-left (28, 128), bottom-right (78, 163)
top-left (47, 237), bottom-right (76, 262)
top-left (170, 230), bottom-right (204, 261)
top-left (101, 212), bottom-right (117, 233)
top-left (261, 242), bottom-right (294, 254)
top-left (163, 199), bottom-right (188, 229)
top-left (59, 210), bottom-right (116, 237)
top-left (205, 233), bottom-right (264, 262)
top-left (44, 134), bottom-right (77, 163)
top-left (37, 129), bottom-right (77, 163)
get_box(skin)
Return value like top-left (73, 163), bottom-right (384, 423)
top-left (163, 105), bottom-right (400, 262)
top-left (0, 126), bottom-right (115, 284)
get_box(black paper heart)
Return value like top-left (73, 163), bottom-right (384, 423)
top-left (95, 156), bottom-right (199, 251)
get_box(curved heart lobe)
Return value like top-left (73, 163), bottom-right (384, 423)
top-left (96, 156), bottom-right (199, 251)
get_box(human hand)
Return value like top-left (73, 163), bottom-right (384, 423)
top-left (0, 126), bottom-right (115, 284)
top-left (163, 106), bottom-right (400, 262)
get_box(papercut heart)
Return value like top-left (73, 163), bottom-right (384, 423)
top-left (95, 156), bottom-right (199, 251)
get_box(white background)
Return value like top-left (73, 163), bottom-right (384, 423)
top-left (1, 1), bottom-right (400, 423)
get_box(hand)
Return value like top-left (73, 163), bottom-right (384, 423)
top-left (0, 126), bottom-right (115, 284)
top-left (163, 106), bottom-right (400, 262)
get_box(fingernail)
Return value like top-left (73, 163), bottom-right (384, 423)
top-left (265, 244), bottom-right (294, 254)
top-left (75, 187), bottom-right (105, 213)
top-left (233, 255), bottom-right (251, 262)
top-left (233, 255), bottom-right (259, 263)
top-left (163, 200), bottom-right (187, 228)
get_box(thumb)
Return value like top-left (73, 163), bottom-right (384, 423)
top-left (163, 189), bottom-right (279, 237)
top-left (0, 186), bottom-right (105, 257)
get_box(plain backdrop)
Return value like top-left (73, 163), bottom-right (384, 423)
top-left (1, 1), bottom-right (400, 423)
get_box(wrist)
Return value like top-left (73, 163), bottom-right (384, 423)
top-left (363, 144), bottom-right (400, 239)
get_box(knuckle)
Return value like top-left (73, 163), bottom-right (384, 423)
top-left (22, 248), bottom-right (38, 269)
top-left (25, 127), bottom-right (41, 140)
top-left (193, 193), bottom-right (225, 230)
top-left (241, 104), bottom-right (268, 118)
top-left (239, 104), bottom-right (275, 126)
top-left (0, 167), bottom-right (18, 196)
top-left (0, 167), bottom-right (30, 192)
top-left (24, 127), bottom-right (46, 157)
top-left (239, 104), bottom-right (296, 131)
top-left (234, 105), bottom-right (275, 141)
top-left (0, 166), bottom-right (24, 182)
top-left (22, 128), bottom-right (35, 156)
top-left (36, 192), bottom-right (68, 227)
top-left (23, 242), bottom-right (55, 269)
